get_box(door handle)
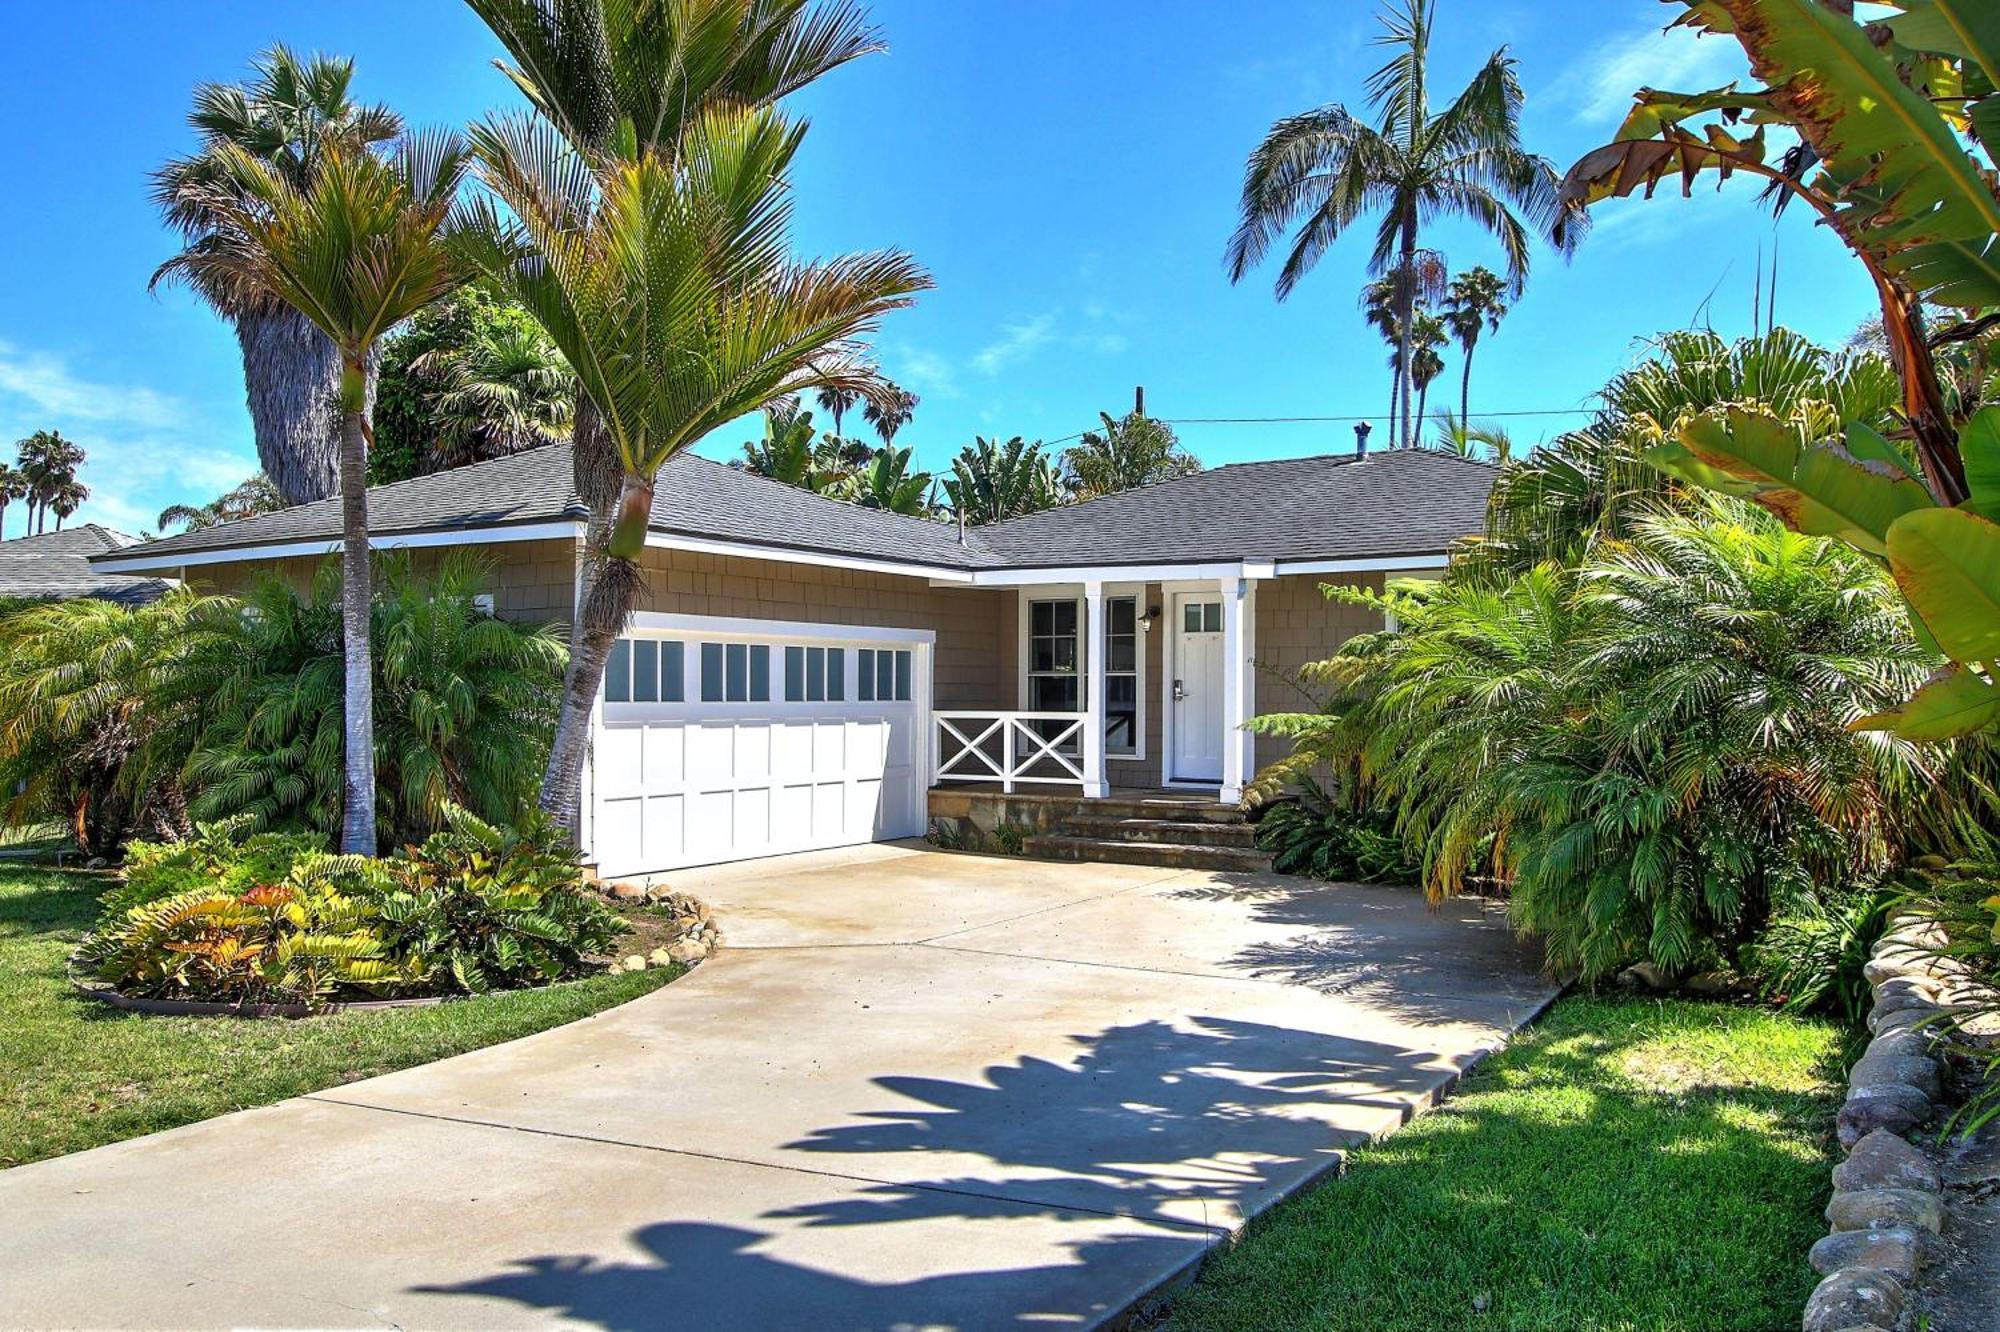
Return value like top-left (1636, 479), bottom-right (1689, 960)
top-left (1172, 679), bottom-right (1185, 702)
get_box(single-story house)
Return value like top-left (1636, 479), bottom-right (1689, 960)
top-left (0, 525), bottom-right (174, 607)
top-left (91, 443), bottom-right (1494, 877)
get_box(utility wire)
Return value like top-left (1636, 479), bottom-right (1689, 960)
top-left (1040, 406), bottom-right (1595, 446)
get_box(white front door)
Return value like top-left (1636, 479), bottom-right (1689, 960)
top-left (1171, 594), bottom-right (1224, 782)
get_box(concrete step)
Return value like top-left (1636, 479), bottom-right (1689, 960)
top-left (1058, 816), bottom-right (1260, 848)
top-left (1021, 834), bottom-right (1273, 873)
top-left (1080, 797), bottom-right (1245, 824)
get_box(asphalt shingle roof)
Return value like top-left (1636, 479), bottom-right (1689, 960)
top-left (95, 442), bottom-right (1496, 574)
top-left (0, 525), bottom-right (173, 605)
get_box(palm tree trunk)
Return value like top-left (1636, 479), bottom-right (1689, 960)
top-left (1417, 380), bottom-right (1431, 438)
top-left (1459, 343), bottom-right (1473, 425)
top-left (539, 540), bottom-right (644, 842)
top-left (237, 306), bottom-right (377, 506)
top-left (1396, 224), bottom-right (1419, 449)
top-left (336, 391), bottom-right (377, 855)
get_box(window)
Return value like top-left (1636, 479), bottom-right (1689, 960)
top-left (1027, 599), bottom-right (1079, 716)
top-left (601, 638), bottom-right (685, 703)
top-left (1105, 597), bottom-right (1138, 755)
top-left (784, 645), bottom-right (847, 703)
top-left (700, 641), bottom-right (770, 703)
top-left (1183, 600), bottom-right (1221, 634)
top-left (856, 648), bottom-right (912, 702)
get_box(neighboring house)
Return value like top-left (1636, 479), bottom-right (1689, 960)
top-left (0, 525), bottom-right (174, 607)
top-left (92, 443), bottom-right (1495, 877)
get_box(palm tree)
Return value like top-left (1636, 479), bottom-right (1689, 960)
top-left (464, 104), bottom-right (928, 825)
top-left (943, 436), bottom-right (1064, 524)
top-left (1225, 0), bottom-right (1576, 448)
top-left (151, 46), bottom-right (403, 505)
top-left (0, 464), bottom-right (25, 540)
top-left (816, 385), bottom-right (860, 436)
top-left (1428, 413), bottom-right (1513, 461)
top-left (860, 380), bottom-right (918, 444)
top-left (158, 473), bottom-right (286, 533)
top-left (167, 133), bottom-right (472, 854)
top-left (412, 320), bottom-right (574, 469)
top-left (1408, 309), bottom-right (1449, 428)
top-left (1443, 265), bottom-right (1508, 423)
top-left (16, 431), bottom-right (85, 534)
top-left (1061, 411), bottom-right (1201, 498)
top-left (464, 0), bottom-right (889, 827)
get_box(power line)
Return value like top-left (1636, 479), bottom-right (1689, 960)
top-left (1040, 406), bottom-right (1596, 446)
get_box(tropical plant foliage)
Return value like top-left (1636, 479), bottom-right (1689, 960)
top-left (10, 432), bottom-right (89, 535)
top-left (1253, 776), bottom-right (1420, 883)
top-left (943, 436), bottom-right (1064, 523)
top-left (1060, 411), bottom-right (1200, 499)
top-left (158, 474), bottom-right (287, 534)
top-left (1257, 502), bottom-right (1949, 979)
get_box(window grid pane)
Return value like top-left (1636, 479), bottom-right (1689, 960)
top-left (661, 641), bottom-right (684, 702)
top-left (604, 639), bottom-right (631, 702)
top-left (806, 646), bottom-right (825, 702)
top-left (725, 643), bottom-right (748, 701)
top-left (876, 651), bottom-right (894, 702)
top-left (1203, 602), bottom-right (1222, 632)
top-left (894, 650), bottom-right (912, 701)
top-left (827, 648), bottom-right (845, 700)
top-left (700, 642), bottom-right (724, 702)
top-left (857, 649), bottom-right (875, 701)
top-left (633, 640), bottom-right (658, 703)
top-left (749, 645), bottom-right (770, 701)
top-left (785, 646), bottom-right (805, 701)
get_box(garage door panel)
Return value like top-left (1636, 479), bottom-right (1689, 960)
top-left (591, 628), bottom-right (925, 878)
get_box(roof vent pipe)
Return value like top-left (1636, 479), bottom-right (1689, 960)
top-left (958, 506), bottom-right (967, 545)
top-left (1354, 420), bottom-right (1372, 460)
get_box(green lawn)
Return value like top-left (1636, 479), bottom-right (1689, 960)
top-left (0, 864), bottom-right (680, 1169)
top-left (1161, 995), bottom-right (1842, 1332)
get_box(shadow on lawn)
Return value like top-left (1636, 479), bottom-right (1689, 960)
top-left (0, 865), bottom-right (97, 940)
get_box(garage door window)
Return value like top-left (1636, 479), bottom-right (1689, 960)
top-left (783, 645), bottom-right (847, 703)
top-left (856, 648), bottom-right (912, 702)
top-left (603, 638), bottom-right (685, 703)
top-left (699, 641), bottom-right (771, 703)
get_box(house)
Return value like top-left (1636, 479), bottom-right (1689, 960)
top-left (0, 525), bottom-right (174, 607)
top-left (90, 442), bottom-right (1494, 877)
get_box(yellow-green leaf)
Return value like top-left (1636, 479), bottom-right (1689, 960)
top-left (1790, 442), bottom-right (1937, 553)
top-left (1676, 406), bottom-right (1803, 487)
top-left (1886, 506), bottom-right (2000, 664)
top-left (1850, 666), bottom-right (2000, 740)
top-left (1961, 405), bottom-right (2000, 522)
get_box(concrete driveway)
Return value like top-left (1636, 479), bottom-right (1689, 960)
top-left (0, 843), bottom-right (1555, 1330)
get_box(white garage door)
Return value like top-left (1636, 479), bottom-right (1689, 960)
top-left (585, 616), bottom-right (932, 878)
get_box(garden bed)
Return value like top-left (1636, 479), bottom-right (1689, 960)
top-left (0, 864), bottom-right (684, 1169)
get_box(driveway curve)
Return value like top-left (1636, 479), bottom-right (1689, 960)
top-left (0, 843), bottom-right (1555, 1330)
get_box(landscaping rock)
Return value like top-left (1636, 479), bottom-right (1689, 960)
top-left (1837, 1095), bottom-right (1927, 1148)
top-left (1846, 1053), bottom-right (1942, 1101)
top-left (647, 947), bottom-right (673, 967)
top-left (1864, 1027), bottom-right (1935, 1062)
top-left (1826, 1189), bottom-right (1945, 1236)
top-left (1616, 961), bottom-right (1672, 991)
top-left (621, 954), bottom-right (648, 972)
top-left (666, 938), bottom-right (710, 965)
top-left (1684, 969), bottom-right (1737, 996)
top-left (1872, 976), bottom-right (1943, 1013)
top-left (1868, 1005), bottom-right (1936, 1036)
top-left (1800, 1268), bottom-right (1904, 1332)
top-left (606, 881), bottom-right (650, 903)
top-left (1808, 1228), bottom-right (1923, 1282)
top-left (1833, 1130), bottom-right (1941, 1195)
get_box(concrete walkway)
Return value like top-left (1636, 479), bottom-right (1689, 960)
top-left (0, 843), bottom-right (1555, 1330)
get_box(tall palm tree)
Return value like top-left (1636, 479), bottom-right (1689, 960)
top-left (816, 384), bottom-right (860, 436)
top-left (465, 0), bottom-right (889, 828)
top-left (464, 105), bottom-right (927, 824)
top-left (16, 431), bottom-right (85, 534)
top-left (860, 380), bottom-right (917, 444)
top-left (167, 133), bottom-right (472, 853)
top-left (1408, 309), bottom-right (1449, 428)
top-left (0, 463), bottom-right (26, 540)
top-left (44, 477), bottom-right (89, 531)
top-left (1225, 0), bottom-right (1576, 448)
top-left (151, 46), bottom-right (403, 504)
top-left (412, 319), bottom-right (574, 468)
top-left (1060, 410), bottom-right (1201, 498)
top-left (1443, 265), bottom-right (1508, 423)
top-left (158, 473), bottom-right (286, 533)
top-left (943, 436), bottom-right (1064, 524)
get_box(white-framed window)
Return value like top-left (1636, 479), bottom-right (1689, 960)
top-left (856, 648), bottom-right (913, 702)
top-left (1023, 593), bottom-right (1142, 757)
top-left (699, 641), bottom-right (771, 703)
top-left (603, 637), bottom-right (686, 703)
top-left (783, 645), bottom-right (847, 702)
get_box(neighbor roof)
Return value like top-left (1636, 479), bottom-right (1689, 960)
top-left (0, 525), bottom-right (174, 606)
top-left (93, 442), bottom-right (1496, 575)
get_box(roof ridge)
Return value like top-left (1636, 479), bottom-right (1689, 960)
top-left (676, 451), bottom-right (960, 537)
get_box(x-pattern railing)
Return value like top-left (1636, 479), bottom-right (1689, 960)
top-left (934, 711), bottom-right (1087, 792)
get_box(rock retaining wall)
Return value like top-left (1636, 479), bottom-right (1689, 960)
top-left (1802, 916), bottom-right (1960, 1332)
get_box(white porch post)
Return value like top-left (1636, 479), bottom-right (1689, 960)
top-left (1082, 579), bottom-right (1110, 798)
top-left (1219, 575), bottom-right (1257, 804)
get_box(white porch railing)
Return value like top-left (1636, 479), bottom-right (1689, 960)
top-left (933, 711), bottom-right (1092, 792)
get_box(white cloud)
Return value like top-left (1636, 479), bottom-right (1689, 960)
top-left (971, 314), bottom-right (1058, 376)
top-left (1570, 18), bottom-right (1749, 126)
top-left (0, 340), bottom-right (253, 539)
top-left (884, 343), bottom-right (962, 400)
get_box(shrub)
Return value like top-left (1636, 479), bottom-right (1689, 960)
top-left (1745, 885), bottom-right (1900, 1025)
top-left (1255, 776), bottom-right (1419, 883)
top-left (105, 817), bottom-right (324, 916)
top-left (368, 805), bottom-right (626, 993)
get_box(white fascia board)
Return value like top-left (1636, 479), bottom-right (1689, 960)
top-left (1274, 553), bottom-right (1450, 576)
top-left (90, 521), bottom-right (585, 574)
top-left (625, 610), bottom-right (935, 645)
top-left (642, 530), bottom-right (975, 583)
top-left (957, 560), bottom-right (1269, 588)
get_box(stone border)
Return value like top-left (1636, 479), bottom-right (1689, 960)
top-left (1802, 915), bottom-right (1962, 1332)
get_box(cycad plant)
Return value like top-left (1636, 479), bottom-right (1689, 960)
top-left (160, 132), bottom-right (472, 853)
top-left (1225, 0), bottom-right (1575, 447)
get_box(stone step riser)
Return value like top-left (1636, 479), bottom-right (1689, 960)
top-left (1057, 818), bottom-right (1259, 848)
top-left (1021, 834), bottom-right (1273, 873)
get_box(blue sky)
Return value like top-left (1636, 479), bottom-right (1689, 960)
top-left (0, 0), bottom-right (1880, 537)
